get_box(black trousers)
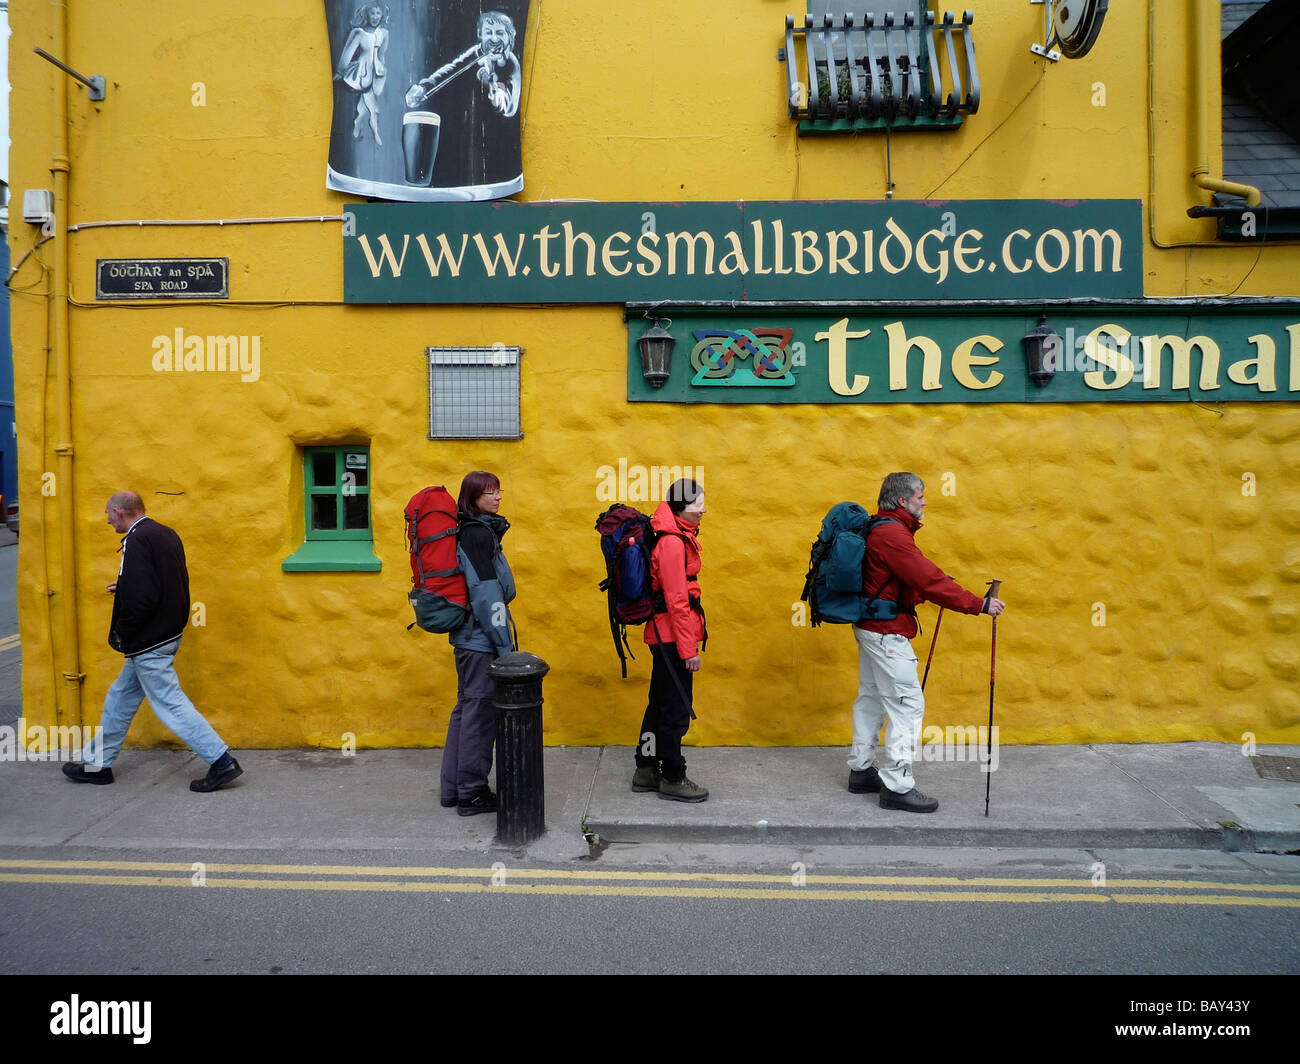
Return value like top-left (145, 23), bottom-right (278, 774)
top-left (635, 644), bottom-right (694, 780)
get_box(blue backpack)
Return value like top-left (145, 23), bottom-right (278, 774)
top-left (800, 502), bottom-right (906, 626)
top-left (596, 505), bottom-right (659, 677)
top-left (596, 504), bottom-right (692, 676)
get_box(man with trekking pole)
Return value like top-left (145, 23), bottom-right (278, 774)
top-left (847, 472), bottom-right (1005, 813)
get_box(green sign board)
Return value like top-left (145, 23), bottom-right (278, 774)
top-left (343, 200), bottom-right (1142, 303)
top-left (626, 305), bottom-right (1300, 403)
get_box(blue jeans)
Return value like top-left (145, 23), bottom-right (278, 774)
top-left (86, 638), bottom-right (228, 768)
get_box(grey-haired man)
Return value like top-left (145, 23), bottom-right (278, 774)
top-left (848, 472), bottom-right (1004, 813)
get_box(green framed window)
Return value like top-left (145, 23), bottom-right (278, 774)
top-left (282, 446), bottom-right (381, 572)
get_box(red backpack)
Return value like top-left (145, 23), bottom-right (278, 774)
top-left (404, 486), bottom-right (472, 633)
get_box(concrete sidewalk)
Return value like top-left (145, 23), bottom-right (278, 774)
top-left (1, 741), bottom-right (1297, 859)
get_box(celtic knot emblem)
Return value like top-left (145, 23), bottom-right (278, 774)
top-left (689, 329), bottom-right (797, 387)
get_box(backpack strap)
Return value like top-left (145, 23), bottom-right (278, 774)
top-left (605, 586), bottom-right (635, 679)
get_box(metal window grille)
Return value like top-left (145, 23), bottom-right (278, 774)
top-left (426, 346), bottom-right (522, 439)
top-left (783, 10), bottom-right (979, 124)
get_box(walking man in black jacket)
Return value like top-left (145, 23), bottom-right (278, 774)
top-left (62, 491), bottom-right (243, 792)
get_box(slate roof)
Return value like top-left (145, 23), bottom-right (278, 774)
top-left (1219, 0), bottom-right (1300, 209)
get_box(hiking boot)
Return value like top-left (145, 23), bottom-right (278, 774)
top-left (62, 762), bottom-right (114, 785)
top-left (631, 765), bottom-right (661, 792)
top-left (458, 788), bottom-right (497, 817)
top-left (658, 775), bottom-right (708, 803)
top-left (879, 786), bottom-right (939, 813)
top-left (190, 757), bottom-right (243, 793)
top-left (848, 766), bottom-right (882, 794)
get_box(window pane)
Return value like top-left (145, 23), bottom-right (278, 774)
top-left (345, 466), bottom-right (369, 489)
top-left (343, 494), bottom-right (370, 530)
top-left (311, 494), bottom-right (338, 531)
top-left (311, 452), bottom-right (336, 487)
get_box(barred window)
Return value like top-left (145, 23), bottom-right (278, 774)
top-left (426, 346), bottom-right (522, 439)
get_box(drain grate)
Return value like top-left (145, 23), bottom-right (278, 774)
top-left (1250, 755), bottom-right (1300, 782)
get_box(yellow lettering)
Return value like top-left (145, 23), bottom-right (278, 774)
top-left (635, 231), bottom-right (661, 276)
top-left (826, 230), bottom-right (859, 275)
top-left (951, 335), bottom-right (1005, 390)
top-left (915, 230), bottom-right (950, 284)
top-left (414, 233), bottom-right (468, 277)
top-left (792, 230), bottom-right (824, 275)
top-left (1034, 229), bottom-right (1071, 273)
top-left (716, 231), bottom-right (749, 275)
top-left (1227, 335), bottom-right (1277, 392)
top-left (952, 229), bottom-right (985, 273)
top-left (1001, 229), bottom-right (1032, 274)
top-left (357, 233), bottom-right (409, 278)
top-left (879, 218), bottom-right (913, 275)
top-left (884, 321), bottom-right (942, 391)
top-left (601, 231), bottom-right (632, 277)
top-left (1082, 324), bottom-right (1135, 390)
top-left (471, 233), bottom-right (527, 277)
top-left (816, 318), bottom-right (872, 396)
top-left (1073, 228), bottom-right (1123, 273)
top-left (665, 231), bottom-right (716, 275)
top-left (562, 221), bottom-right (597, 277)
top-left (1138, 335), bottom-right (1221, 391)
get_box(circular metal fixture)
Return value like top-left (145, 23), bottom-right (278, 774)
top-left (1052, 0), bottom-right (1109, 60)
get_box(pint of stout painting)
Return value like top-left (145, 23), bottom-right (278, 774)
top-left (402, 111), bottom-right (441, 186)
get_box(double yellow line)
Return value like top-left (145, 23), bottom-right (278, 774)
top-left (1, 859), bottom-right (1298, 907)
top-left (0, 634), bottom-right (21, 653)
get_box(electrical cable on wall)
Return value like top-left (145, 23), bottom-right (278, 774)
top-left (925, 66), bottom-right (1047, 199)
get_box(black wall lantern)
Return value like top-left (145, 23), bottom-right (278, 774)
top-left (1022, 313), bottom-right (1061, 387)
top-left (637, 316), bottom-right (676, 388)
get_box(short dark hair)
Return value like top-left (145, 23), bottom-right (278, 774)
top-left (664, 478), bottom-right (703, 514)
top-left (457, 470), bottom-right (500, 516)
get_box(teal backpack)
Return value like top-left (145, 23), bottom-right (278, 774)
top-left (800, 502), bottom-right (906, 626)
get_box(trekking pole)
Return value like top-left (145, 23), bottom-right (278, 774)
top-left (920, 607), bottom-right (944, 691)
top-left (984, 579), bottom-right (1001, 817)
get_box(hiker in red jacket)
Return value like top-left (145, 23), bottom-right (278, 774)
top-left (849, 472), bottom-right (1005, 814)
top-left (633, 478), bottom-right (709, 803)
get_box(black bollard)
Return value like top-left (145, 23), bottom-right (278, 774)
top-left (489, 651), bottom-right (549, 846)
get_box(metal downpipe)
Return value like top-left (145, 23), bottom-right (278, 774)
top-left (50, 0), bottom-right (85, 724)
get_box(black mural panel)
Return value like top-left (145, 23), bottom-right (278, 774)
top-left (324, 1), bottom-right (528, 201)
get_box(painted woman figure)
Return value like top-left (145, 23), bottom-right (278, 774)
top-left (334, 4), bottom-right (390, 145)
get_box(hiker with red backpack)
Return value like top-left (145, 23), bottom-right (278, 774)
top-left (633, 478), bottom-right (710, 803)
top-left (437, 471), bottom-right (517, 816)
top-left (845, 472), bottom-right (1005, 814)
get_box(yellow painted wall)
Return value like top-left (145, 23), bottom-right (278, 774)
top-left (8, 1), bottom-right (1299, 750)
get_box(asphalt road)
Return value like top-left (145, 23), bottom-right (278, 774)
top-left (2, 844), bottom-right (1298, 976)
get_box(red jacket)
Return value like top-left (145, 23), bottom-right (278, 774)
top-left (643, 502), bottom-right (705, 659)
top-left (856, 506), bottom-right (985, 638)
